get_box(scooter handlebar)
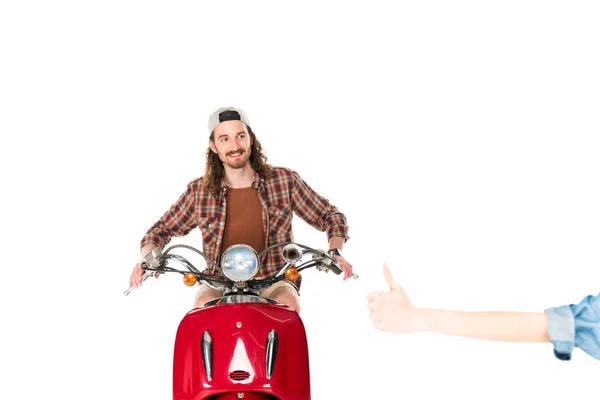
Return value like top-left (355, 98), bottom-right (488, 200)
top-left (123, 242), bottom-right (356, 296)
top-left (326, 259), bottom-right (343, 275)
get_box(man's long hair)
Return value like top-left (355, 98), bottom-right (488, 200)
top-left (204, 125), bottom-right (273, 196)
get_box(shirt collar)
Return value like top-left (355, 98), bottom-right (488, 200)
top-left (219, 169), bottom-right (264, 191)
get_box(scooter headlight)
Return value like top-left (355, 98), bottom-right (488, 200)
top-left (220, 244), bottom-right (260, 282)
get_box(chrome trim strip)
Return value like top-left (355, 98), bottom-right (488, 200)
top-left (266, 329), bottom-right (278, 380)
top-left (201, 331), bottom-right (213, 382)
top-left (204, 294), bottom-right (277, 306)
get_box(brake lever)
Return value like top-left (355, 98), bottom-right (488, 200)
top-left (123, 264), bottom-right (156, 296)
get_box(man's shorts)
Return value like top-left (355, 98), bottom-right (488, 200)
top-left (194, 279), bottom-right (299, 304)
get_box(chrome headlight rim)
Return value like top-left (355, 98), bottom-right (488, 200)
top-left (220, 244), bottom-right (260, 282)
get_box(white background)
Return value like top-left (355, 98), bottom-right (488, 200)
top-left (2, 1), bottom-right (600, 399)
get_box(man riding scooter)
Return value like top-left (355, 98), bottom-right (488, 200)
top-left (128, 106), bottom-right (354, 311)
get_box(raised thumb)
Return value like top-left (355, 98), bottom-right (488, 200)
top-left (383, 261), bottom-right (401, 292)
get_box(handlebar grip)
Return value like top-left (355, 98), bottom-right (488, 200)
top-left (326, 250), bottom-right (343, 275)
top-left (123, 270), bottom-right (155, 296)
top-left (328, 263), bottom-right (343, 275)
top-left (326, 257), bottom-right (343, 275)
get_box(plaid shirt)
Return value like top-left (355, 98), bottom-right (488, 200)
top-left (140, 166), bottom-right (349, 290)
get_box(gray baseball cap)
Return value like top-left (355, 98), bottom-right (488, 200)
top-left (208, 106), bottom-right (251, 135)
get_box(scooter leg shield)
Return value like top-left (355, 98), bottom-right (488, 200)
top-left (173, 302), bottom-right (311, 400)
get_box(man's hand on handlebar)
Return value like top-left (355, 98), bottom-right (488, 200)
top-left (129, 262), bottom-right (159, 289)
top-left (335, 255), bottom-right (354, 280)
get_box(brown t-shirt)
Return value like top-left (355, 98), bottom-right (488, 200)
top-left (220, 186), bottom-right (266, 259)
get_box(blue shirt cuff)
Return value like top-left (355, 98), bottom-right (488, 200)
top-left (544, 305), bottom-right (575, 361)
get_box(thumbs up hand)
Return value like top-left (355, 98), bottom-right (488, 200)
top-left (366, 262), bottom-right (419, 334)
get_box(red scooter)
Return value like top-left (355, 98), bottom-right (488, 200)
top-left (124, 242), bottom-right (356, 399)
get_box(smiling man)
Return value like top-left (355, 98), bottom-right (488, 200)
top-left (129, 106), bottom-right (353, 312)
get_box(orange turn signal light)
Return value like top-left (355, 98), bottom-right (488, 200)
top-left (183, 272), bottom-right (197, 286)
top-left (285, 267), bottom-right (299, 281)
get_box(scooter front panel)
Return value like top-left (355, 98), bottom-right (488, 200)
top-left (173, 302), bottom-right (311, 400)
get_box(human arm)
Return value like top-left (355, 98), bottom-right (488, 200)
top-left (129, 183), bottom-right (198, 288)
top-left (363, 263), bottom-right (545, 338)
top-left (367, 264), bottom-right (600, 360)
top-left (139, 182), bottom-right (198, 251)
top-left (290, 170), bottom-right (349, 240)
top-left (367, 263), bottom-right (549, 341)
top-left (413, 309), bottom-right (550, 343)
top-left (289, 170), bottom-right (353, 278)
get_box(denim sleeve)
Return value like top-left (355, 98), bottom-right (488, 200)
top-left (544, 292), bottom-right (600, 361)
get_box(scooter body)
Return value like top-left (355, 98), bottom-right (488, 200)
top-left (173, 295), bottom-right (311, 400)
top-left (125, 242), bottom-right (354, 400)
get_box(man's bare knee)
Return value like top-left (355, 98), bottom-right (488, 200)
top-left (271, 289), bottom-right (300, 313)
top-left (193, 295), bottom-right (214, 309)
top-left (193, 286), bottom-right (222, 309)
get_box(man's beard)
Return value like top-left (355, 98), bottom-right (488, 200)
top-left (223, 149), bottom-right (250, 169)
